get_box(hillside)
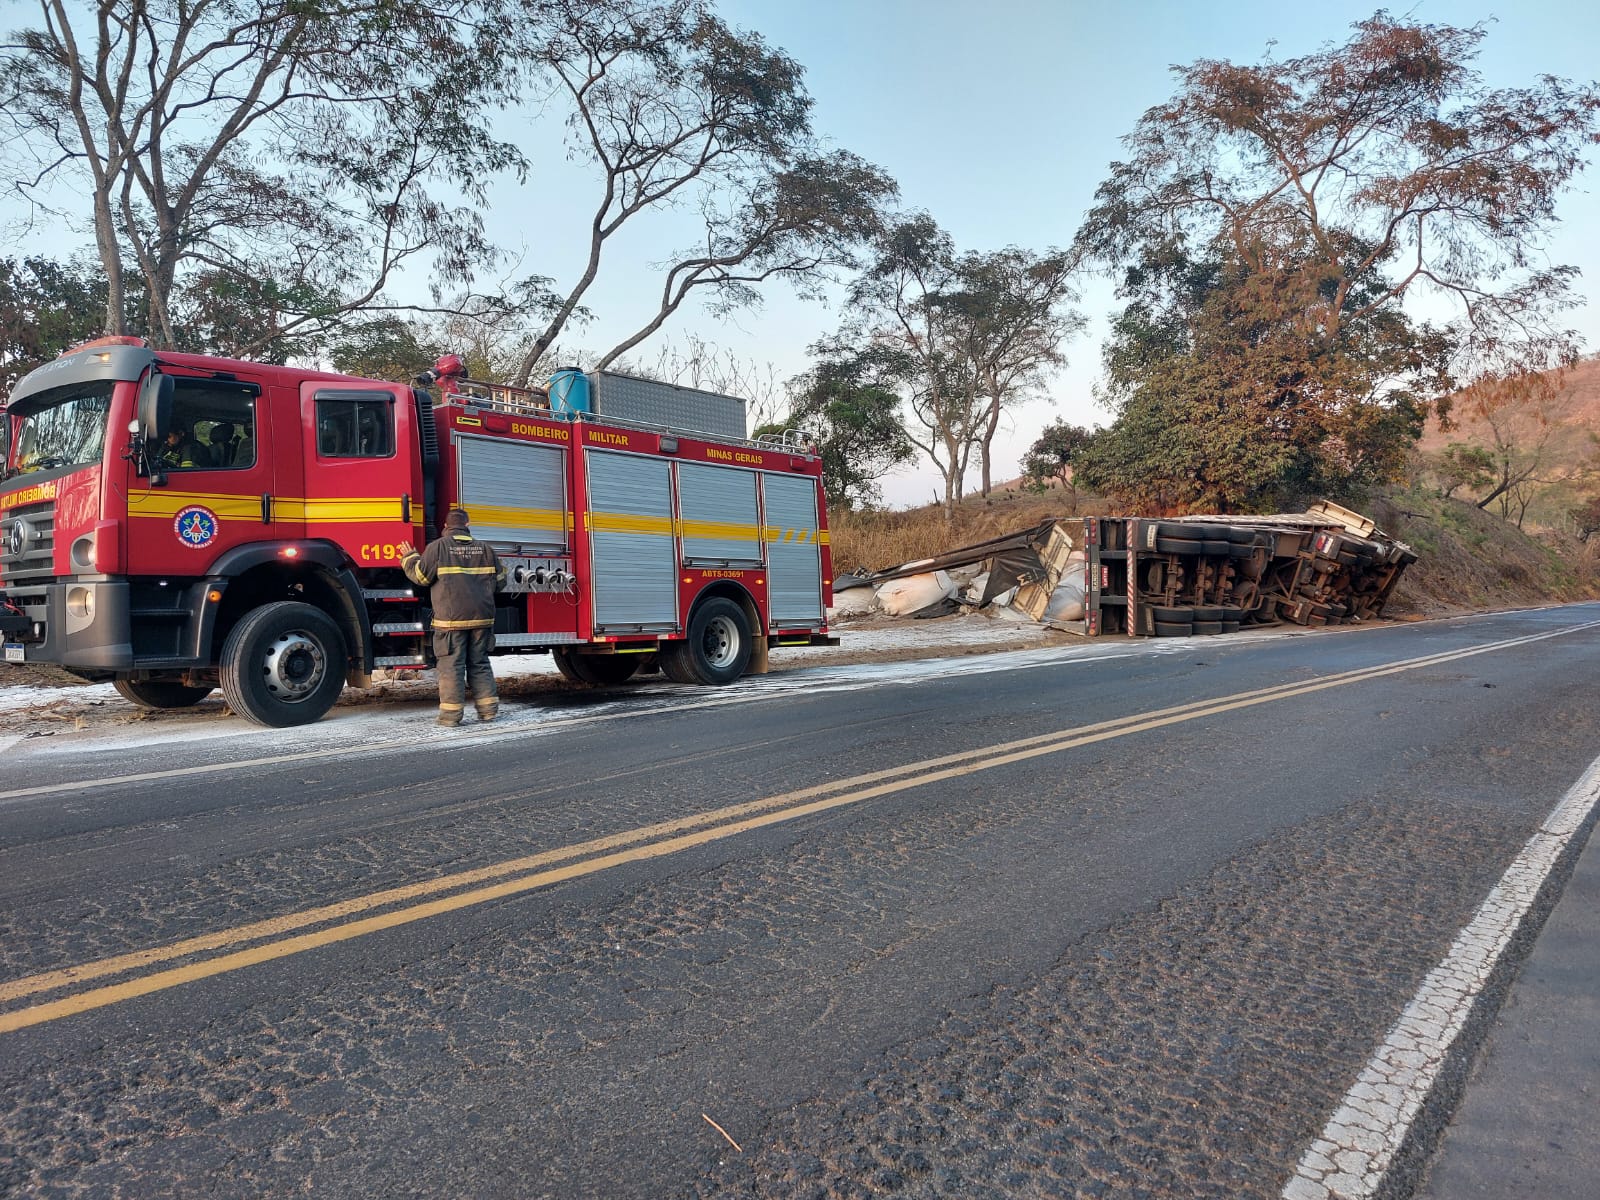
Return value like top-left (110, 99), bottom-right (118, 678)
top-left (1415, 356), bottom-right (1600, 530)
top-left (1371, 487), bottom-right (1600, 617)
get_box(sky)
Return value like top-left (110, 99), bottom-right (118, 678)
top-left (478, 0), bottom-right (1600, 507)
top-left (8, 1), bottom-right (1600, 508)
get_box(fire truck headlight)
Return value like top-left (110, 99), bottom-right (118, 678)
top-left (66, 585), bottom-right (95, 621)
top-left (71, 534), bottom-right (96, 571)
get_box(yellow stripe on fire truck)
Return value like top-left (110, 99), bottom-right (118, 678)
top-left (127, 490), bottom-right (265, 520)
top-left (127, 493), bottom-right (406, 523)
top-left (466, 503), bottom-right (573, 532)
top-left (677, 518), bottom-right (764, 541)
top-left (282, 498), bottom-right (408, 522)
top-left (761, 526), bottom-right (829, 544)
top-left (587, 512), bottom-right (675, 536)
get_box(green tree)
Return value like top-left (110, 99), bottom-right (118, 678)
top-left (1022, 420), bottom-right (1093, 498)
top-left (1433, 443), bottom-right (1496, 500)
top-left (836, 215), bottom-right (983, 516)
top-left (2, 1), bottom-right (526, 356)
top-left (1570, 494), bottom-right (1600, 543)
top-left (783, 347), bottom-right (915, 511)
top-left (825, 217), bottom-right (1083, 512)
top-left (936, 247), bottom-right (1082, 496)
top-left (1074, 13), bottom-right (1600, 511)
top-left (0, 256), bottom-right (122, 393)
top-left (324, 316), bottom-right (448, 384)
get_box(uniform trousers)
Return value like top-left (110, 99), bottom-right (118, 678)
top-left (434, 628), bottom-right (497, 716)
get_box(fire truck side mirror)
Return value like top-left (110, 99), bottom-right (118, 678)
top-left (137, 371), bottom-right (174, 442)
top-left (126, 371), bottom-right (174, 480)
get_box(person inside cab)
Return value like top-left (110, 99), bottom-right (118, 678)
top-left (208, 421), bottom-right (237, 467)
top-left (160, 424), bottom-right (204, 469)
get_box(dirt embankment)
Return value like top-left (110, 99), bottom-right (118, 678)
top-left (1373, 488), bottom-right (1600, 618)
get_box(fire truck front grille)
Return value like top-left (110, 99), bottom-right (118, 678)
top-left (1, 502), bottom-right (55, 583)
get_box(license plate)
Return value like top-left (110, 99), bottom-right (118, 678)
top-left (4, 643), bottom-right (23, 663)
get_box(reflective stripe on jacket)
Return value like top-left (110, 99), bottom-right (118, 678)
top-left (402, 533), bottom-right (505, 630)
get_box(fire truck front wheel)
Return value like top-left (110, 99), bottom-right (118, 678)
top-left (220, 601), bottom-right (347, 727)
top-left (662, 597), bottom-right (752, 686)
top-left (112, 678), bottom-right (214, 710)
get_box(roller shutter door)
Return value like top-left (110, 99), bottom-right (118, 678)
top-left (586, 450), bottom-right (677, 630)
top-left (677, 461), bottom-right (761, 565)
top-left (763, 474), bottom-right (823, 625)
top-left (456, 435), bottom-right (568, 550)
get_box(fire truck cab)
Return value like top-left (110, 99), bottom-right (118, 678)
top-left (0, 338), bottom-right (835, 726)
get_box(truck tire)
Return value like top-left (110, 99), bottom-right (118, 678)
top-left (553, 648), bottom-right (639, 686)
top-left (551, 649), bottom-right (588, 685)
top-left (1152, 621), bottom-right (1191, 637)
top-left (1193, 619), bottom-right (1223, 635)
top-left (113, 677), bottom-right (213, 710)
top-left (660, 597), bottom-right (752, 685)
top-left (1153, 536), bottom-right (1202, 555)
top-left (220, 601), bottom-right (346, 727)
top-left (1150, 606), bottom-right (1193, 623)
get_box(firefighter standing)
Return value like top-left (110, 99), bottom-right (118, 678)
top-left (400, 508), bottom-right (506, 727)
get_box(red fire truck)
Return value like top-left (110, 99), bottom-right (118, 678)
top-left (0, 338), bottom-right (835, 726)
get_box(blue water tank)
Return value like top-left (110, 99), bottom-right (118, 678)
top-left (547, 369), bottom-right (591, 417)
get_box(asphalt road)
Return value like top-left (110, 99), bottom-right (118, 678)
top-left (3, 605), bottom-right (1599, 1198)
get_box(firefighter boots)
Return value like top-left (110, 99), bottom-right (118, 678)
top-left (437, 705), bottom-right (463, 727)
top-left (476, 700), bottom-right (499, 723)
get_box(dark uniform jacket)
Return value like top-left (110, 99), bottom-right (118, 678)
top-left (402, 533), bottom-right (505, 629)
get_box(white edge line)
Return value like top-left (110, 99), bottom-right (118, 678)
top-left (1282, 752), bottom-right (1600, 1200)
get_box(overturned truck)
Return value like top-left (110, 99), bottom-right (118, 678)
top-left (1081, 500), bottom-right (1417, 637)
top-left (843, 500), bottom-right (1416, 638)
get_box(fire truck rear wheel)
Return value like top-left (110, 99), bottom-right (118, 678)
top-left (551, 648), bottom-right (586, 684)
top-left (220, 601), bottom-right (347, 727)
top-left (552, 648), bottom-right (639, 686)
top-left (112, 677), bottom-right (214, 710)
top-left (665, 597), bottom-right (752, 685)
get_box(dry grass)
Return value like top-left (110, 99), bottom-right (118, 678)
top-left (830, 484), bottom-right (1096, 574)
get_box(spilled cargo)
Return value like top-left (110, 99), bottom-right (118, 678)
top-left (835, 501), bottom-right (1416, 638)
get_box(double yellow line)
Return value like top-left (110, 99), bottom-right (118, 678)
top-left (1, 623), bottom-right (1591, 1035)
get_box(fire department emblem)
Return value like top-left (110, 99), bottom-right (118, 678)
top-left (173, 505), bottom-right (220, 548)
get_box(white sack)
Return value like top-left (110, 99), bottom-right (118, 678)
top-left (827, 585), bottom-right (879, 619)
top-left (875, 571), bottom-right (956, 617)
top-left (1043, 557), bottom-right (1089, 623)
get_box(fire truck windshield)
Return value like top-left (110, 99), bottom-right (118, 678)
top-left (3, 381), bottom-right (112, 480)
